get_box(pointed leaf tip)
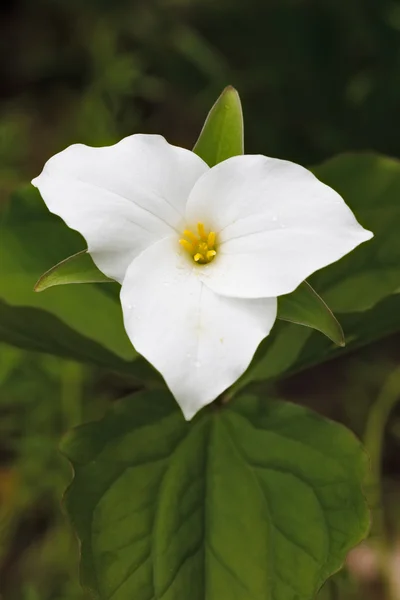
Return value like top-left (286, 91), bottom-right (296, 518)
top-left (34, 250), bottom-right (113, 292)
top-left (278, 281), bottom-right (345, 346)
top-left (193, 86), bottom-right (244, 167)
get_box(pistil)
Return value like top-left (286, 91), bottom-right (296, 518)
top-left (179, 222), bottom-right (217, 264)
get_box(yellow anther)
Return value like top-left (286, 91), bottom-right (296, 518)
top-left (183, 229), bottom-right (198, 244)
top-left (180, 222), bottom-right (217, 265)
top-left (207, 231), bottom-right (216, 247)
top-left (179, 239), bottom-right (194, 253)
top-left (197, 222), bottom-right (207, 239)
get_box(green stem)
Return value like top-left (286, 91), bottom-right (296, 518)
top-left (363, 365), bottom-right (400, 599)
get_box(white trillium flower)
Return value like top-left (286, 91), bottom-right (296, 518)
top-left (32, 134), bottom-right (372, 419)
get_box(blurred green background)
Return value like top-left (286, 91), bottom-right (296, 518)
top-left (1, 0), bottom-right (400, 598)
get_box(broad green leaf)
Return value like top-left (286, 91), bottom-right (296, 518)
top-left (311, 153), bottom-right (400, 313)
top-left (0, 299), bottom-right (160, 385)
top-left (278, 281), bottom-right (344, 346)
top-left (0, 186), bottom-right (135, 361)
top-left (63, 391), bottom-right (369, 600)
top-left (193, 86), bottom-right (244, 166)
top-left (35, 250), bottom-right (112, 291)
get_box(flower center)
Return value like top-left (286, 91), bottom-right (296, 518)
top-left (179, 222), bottom-right (217, 264)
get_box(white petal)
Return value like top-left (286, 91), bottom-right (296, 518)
top-left (120, 236), bottom-right (277, 419)
top-left (32, 134), bottom-right (208, 282)
top-left (185, 155), bottom-right (373, 298)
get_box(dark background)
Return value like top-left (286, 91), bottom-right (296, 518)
top-left (2, 0), bottom-right (400, 186)
top-left (1, 0), bottom-right (400, 598)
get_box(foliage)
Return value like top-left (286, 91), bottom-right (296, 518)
top-left (1, 1), bottom-right (400, 599)
top-left (63, 391), bottom-right (369, 600)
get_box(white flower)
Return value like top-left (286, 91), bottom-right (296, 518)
top-left (32, 134), bottom-right (372, 419)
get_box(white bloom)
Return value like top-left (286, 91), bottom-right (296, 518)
top-left (32, 134), bottom-right (372, 419)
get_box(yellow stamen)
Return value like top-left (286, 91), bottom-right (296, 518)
top-left (179, 222), bottom-right (218, 265)
top-left (207, 231), bottom-right (216, 247)
top-left (197, 222), bottom-right (207, 239)
top-left (183, 229), bottom-right (198, 244)
top-left (179, 239), bottom-right (194, 253)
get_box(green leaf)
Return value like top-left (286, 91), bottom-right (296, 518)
top-left (237, 293), bottom-right (400, 393)
top-left (0, 295), bottom-right (164, 387)
top-left (239, 153), bottom-right (400, 388)
top-left (266, 293), bottom-right (400, 391)
top-left (63, 391), bottom-right (369, 600)
top-left (311, 153), bottom-right (400, 313)
top-left (193, 86), bottom-right (244, 166)
top-left (0, 186), bottom-right (135, 361)
top-left (0, 298), bottom-right (141, 375)
top-left (287, 293), bottom-right (400, 377)
top-left (35, 250), bottom-right (112, 291)
top-left (278, 281), bottom-right (344, 346)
